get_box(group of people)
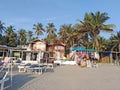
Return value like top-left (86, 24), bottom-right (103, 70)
top-left (72, 51), bottom-right (98, 68)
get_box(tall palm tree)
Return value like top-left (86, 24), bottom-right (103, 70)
top-left (58, 24), bottom-right (75, 48)
top-left (0, 20), bottom-right (6, 34)
top-left (33, 23), bottom-right (45, 39)
top-left (110, 31), bottom-right (120, 52)
top-left (46, 23), bottom-right (56, 35)
top-left (6, 25), bottom-right (15, 37)
top-left (6, 25), bottom-right (17, 46)
top-left (27, 31), bottom-right (33, 42)
top-left (98, 36), bottom-right (108, 51)
top-left (74, 23), bottom-right (90, 47)
top-left (18, 29), bottom-right (27, 45)
top-left (79, 11), bottom-right (115, 50)
top-left (58, 24), bottom-right (67, 42)
top-left (45, 23), bottom-right (57, 43)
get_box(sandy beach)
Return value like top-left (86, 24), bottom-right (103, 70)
top-left (7, 64), bottom-right (119, 90)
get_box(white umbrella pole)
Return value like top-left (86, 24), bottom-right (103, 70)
top-left (10, 58), bottom-right (13, 90)
top-left (39, 51), bottom-right (41, 74)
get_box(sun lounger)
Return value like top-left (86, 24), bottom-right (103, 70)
top-left (26, 65), bottom-right (46, 74)
top-left (43, 63), bottom-right (54, 69)
top-left (62, 61), bottom-right (76, 65)
top-left (18, 63), bottom-right (31, 72)
top-left (0, 71), bottom-right (9, 90)
top-left (54, 60), bottom-right (62, 66)
top-left (18, 65), bottom-right (26, 72)
top-left (0, 57), bottom-right (13, 90)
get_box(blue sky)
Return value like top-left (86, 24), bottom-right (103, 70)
top-left (0, 0), bottom-right (120, 39)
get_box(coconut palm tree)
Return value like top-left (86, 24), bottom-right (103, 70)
top-left (18, 29), bottom-right (27, 45)
top-left (0, 20), bottom-right (6, 34)
top-left (27, 31), bottom-right (33, 42)
top-left (98, 36), bottom-right (108, 51)
top-left (58, 24), bottom-right (68, 43)
top-left (33, 23), bottom-right (45, 39)
top-left (79, 11), bottom-right (115, 50)
top-left (6, 25), bottom-right (15, 37)
top-left (45, 23), bottom-right (57, 43)
top-left (46, 23), bottom-right (56, 34)
top-left (110, 31), bottom-right (120, 52)
top-left (6, 25), bottom-right (17, 46)
top-left (74, 23), bottom-right (90, 47)
top-left (58, 24), bottom-right (75, 48)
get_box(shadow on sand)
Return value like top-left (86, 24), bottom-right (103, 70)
top-left (4, 73), bottom-right (36, 90)
top-left (4, 68), bottom-right (55, 90)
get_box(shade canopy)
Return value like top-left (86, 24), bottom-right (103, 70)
top-left (72, 46), bottom-right (86, 51)
top-left (72, 46), bottom-right (96, 52)
top-left (85, 48), bottom-right (96, 52)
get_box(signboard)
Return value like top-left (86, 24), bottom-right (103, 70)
top-left (14, 52), bottom-right (20, 57)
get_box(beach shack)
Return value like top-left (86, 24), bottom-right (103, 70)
top-left (47, 42), bottom-right (66, 60)
top-left (0, 45), bottom-right (11, 58)
top-left (0, 39), bottom-right (66, 63)
top-left (8, 39), bottom-right (46, 61)
top-left (99, 51), bottom-right (120, 64)
top-left (25, 39), bottom-right (46, 61)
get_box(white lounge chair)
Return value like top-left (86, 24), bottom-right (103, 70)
top-left (18, 63), bottom-right (31, 72)
top-left (0, 57), bottom-right (13, 90)
top-left (0, 71), bottom-right (9, 90)
top-left (26, 65), bottom-right (46, 74)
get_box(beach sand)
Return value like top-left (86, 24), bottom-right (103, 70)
top-left (11, 64), bottom-right (120, 90)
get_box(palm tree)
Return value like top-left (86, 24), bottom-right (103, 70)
top-left (74, 23), bottom-right (90, 47)
top-left (79, 11), bottom-right (115, 50)
top-left (27, 31), bottom-right (33, 42)
top-left (46, 23), bottom-right (56, 35)
top-left (6, 25), bottom-right (15, 37)
top-left (0, 20), bottom-right (6, 34)
top-left (33, 23), bottom-right (45, 39)
top-left (98, 37), bottom-right (108, 51)
top-left (45, 23), bottom-right (57, 43)
top-left (58, 24), bottom-right (75, 49)
top-left (6, 25), bottom-right (17, 46)
top-left (18, 29), bottom-right (27, 45)
top-left (58, 24), bottom-right (67, 42)
top-left (110, 31), bottom-right (120, 52)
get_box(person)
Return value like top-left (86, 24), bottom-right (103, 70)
top-left (80, 58), bottom-right (87, 67)
top-left (16, 59), bottom-right (21, 63)
top-left (0, 59), bottom-right (4, 66)
top-left (92, 59), bottom-right (98, 68)
top-left (77, 58), bottom-right (81, 66)
top-left (86, 59), bottom-right (92, 68)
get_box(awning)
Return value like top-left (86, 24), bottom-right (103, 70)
top-left (72, 46), bottom-right (86, 51)
top-left (85, 48), bottom-right (96, 52)
top-left (72, 46), bottom-right (96, 52)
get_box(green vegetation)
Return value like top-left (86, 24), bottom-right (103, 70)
top-left (0, 11), bottom-right (119, 52)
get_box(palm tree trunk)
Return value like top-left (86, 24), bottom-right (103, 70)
top-left (94, 35), bottom-right (99, 51)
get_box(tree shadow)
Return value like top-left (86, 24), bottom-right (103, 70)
top-left (5, 73), bottom-right (37, 90)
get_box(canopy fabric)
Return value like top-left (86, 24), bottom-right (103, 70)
top-left (85, 48), bottom-right (96, 52)
top-left (72, 46), bottom-right (96, 52)
top-left (72, 46), bottom-right (85, 51)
